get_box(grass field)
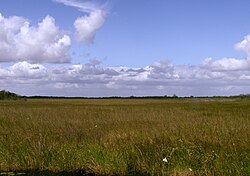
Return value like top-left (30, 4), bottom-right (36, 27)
top-left (0, 98), bottom-right (249, 175)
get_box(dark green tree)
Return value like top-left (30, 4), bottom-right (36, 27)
top-left (0, 90), bottom-right (21, 100)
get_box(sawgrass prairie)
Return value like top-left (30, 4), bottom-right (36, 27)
top-left (0, 98), bottom-right (249, 175)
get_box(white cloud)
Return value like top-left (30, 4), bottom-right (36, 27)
top-left (0, 13), bottom-right (71, 63)
top-left (53, 0), bottom-right (100, 12)
top-left (0, 62), bottom-right (46, 79)
top-left (202, 57), bottom-right (250, 71)
top-left (199, 35), bottom-right (250, 72)
top-left (234, 35), bottom-right (250, 59)
top-left (148, 61), bottom-right (175, 79)
top-left (54, 0), bottom-right (107, 44)
top-left (74, 10), bottom-right (106, 43)
top-left (9, 61), bottom-right (47, 78)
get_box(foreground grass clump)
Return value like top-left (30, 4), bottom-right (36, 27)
top-left (0, 98), bottom-right (249, 175)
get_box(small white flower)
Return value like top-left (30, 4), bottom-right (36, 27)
top-left (189, 168), bottom-right (192, 172)
top-left (162, 157), bottom-right (168, 163)
top-left (95, 125), bottom-right (98, 128)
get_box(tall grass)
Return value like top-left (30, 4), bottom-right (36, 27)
top-left (0, 98), bottom-right (249, 175)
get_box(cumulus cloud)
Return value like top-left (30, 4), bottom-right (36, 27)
top-left (0, 13), bottom-right (71, 63)
top-left (74, 10), bottom-right (106, 43)
top-left (0, 0), bottom-right (108, 63)
top-left (54, 0), bottom-right (107, 44)
top-left (234, 35), bottom-right (250, 59)
top-left (199, 35), bottom-right (250, 72)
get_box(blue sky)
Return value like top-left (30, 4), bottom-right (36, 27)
top-left (1, 0), bottom-right (250, 96)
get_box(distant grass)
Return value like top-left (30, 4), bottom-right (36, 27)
top-left (0, 98), bottom-right (249, 175)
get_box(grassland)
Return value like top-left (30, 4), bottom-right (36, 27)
top-left (0, 98), bottom-right (249, 175)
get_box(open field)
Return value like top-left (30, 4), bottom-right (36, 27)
top-left (0, 98), bottom-right (249, 175)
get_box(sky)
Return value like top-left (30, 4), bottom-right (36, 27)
top-left (1, 0), bottom-right (250, 97)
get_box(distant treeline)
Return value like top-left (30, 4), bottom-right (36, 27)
top-left (1, 90), bottom-right (250, 100)
top-left (25, 94), bottom-right (250, 99)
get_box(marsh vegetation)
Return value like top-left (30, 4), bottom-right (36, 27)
top-left (0, 98), bottom-right (249, 175)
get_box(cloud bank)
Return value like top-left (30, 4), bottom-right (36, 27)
top-left (0, 13), bottom-right (71, 63)
top-left (1, 53), bottom-right (250, 97)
